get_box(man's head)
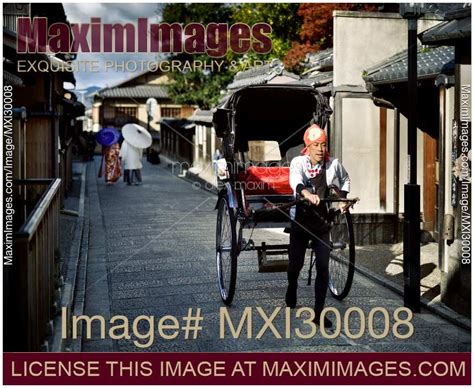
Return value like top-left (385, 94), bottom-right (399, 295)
top-left (302, 124), bottom-right (327, 163)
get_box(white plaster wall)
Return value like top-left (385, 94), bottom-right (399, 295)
top-left (341, 100), bottom-right (426, 214)
top-left (92, 103), bottom-right (101, 125)
top-left (385, 108), bottom-right (395, 213)
top-left (397, 113), bottom-right (424, 213)
top-left (137, 104), bottom-right (161, 132)
top-left (151, 106), bottom-right (160, 133)
top-left (341, 98), bottom-right (380, 213)
top-left (334, 11), bottom-right (439, 214)
top-left (328, 96), bottom-right (335, 137)
top-left (137, 104), bottom-right (147, 127)
top-left (333, 12), bottom-right (442, 87)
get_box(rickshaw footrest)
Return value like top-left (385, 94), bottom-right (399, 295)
top-left (258, 259), bottom-right (288, 273)
top-left (257, 244), bottom-right (289, 273)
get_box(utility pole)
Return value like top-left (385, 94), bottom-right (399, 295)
top-left (400, 3), bottom-right (424, 313)
top-left (146, 98), bottom-right (157, 160)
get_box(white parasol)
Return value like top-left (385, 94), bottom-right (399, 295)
top-left (121, 123), bottom-right (152, 149)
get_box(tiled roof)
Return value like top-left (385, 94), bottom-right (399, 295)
top-left (187, 109), bottom-right (213, 124)
top-left (233, 59), bottom-right (282, 80)
top-left (97, 85), bottom-right (168, 99)
top-left (302, 71), bottom-right (333, 85)
top-left (3, 71), bottom-right (23, 86)
top-left (228, 59), bottom-right (299, 90)
top-left (304, 48), bottom-right (333, 72)
top-left (428, 3), bottom-right (471, 20)
top-left (228, 74), bottom-right (272, 90)
top-left (363, 46), bottom-right (454, 85)
top-left (419, 16), bottom-right (471, 44)
top-left (292, 80), bottom-right (332, 94)
top-left (290, 71), bottom-right (333, 94)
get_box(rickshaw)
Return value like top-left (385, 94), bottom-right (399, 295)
top-left (212, 84), bottom-right (358, 306)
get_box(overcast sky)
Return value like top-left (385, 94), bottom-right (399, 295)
top-left (63, 3), bottom-right (162, 91)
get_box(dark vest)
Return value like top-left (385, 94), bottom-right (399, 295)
top-left (295, 164), bottom-right (330, 234)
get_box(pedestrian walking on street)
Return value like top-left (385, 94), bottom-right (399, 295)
top-left (99, 143), bottom-right (122, 186)
top-left (120, 140), bottom-right (143, 185)
top-left (96, 127), bottom-right (122, 186)
top-left (120, 123), bottom-right (152, 185)
top-left (287, 124), bottom-right (351, 328)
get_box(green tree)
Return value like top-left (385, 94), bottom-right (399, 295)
top-left (159, 3), bottom-right (305, 108)
top-left (161, 3), bottom-right (232, 24)
top-left (160, 3), bottom-right (233, 109)
top-left (230, 3), bottom-right (302, 61)
top-left (166, 69), bottom-right (233, 110)
top-left (284, 3), bottom-right (379, 71)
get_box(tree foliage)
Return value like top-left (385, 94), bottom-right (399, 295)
top-left (160, 3), bottom-right (380, 107)
top-left (161, 3), bottom-right (232, 24)
top-left (161, 3), bottom-right (305, 108)
top-left (160, 3), bottom-right (233, 109)
top-left (231, 3), bottom-right (302, 60)
top-left (166, 70), bottom-right (233, 110)
top-left (284, 3), bottom-right (378, 70)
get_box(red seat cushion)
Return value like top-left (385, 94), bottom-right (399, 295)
top-left (237, 166), bottom-right (293, 195)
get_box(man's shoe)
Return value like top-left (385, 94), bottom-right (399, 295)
top-left (285, 286), bottom-right (297, 308)
top-left (313, 313), bottom-right (332, 328)
top-left (285, 272), bottom-right (299, 308)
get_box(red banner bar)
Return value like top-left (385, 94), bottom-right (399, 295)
top-left (3, 352), bottom-right (471, 385)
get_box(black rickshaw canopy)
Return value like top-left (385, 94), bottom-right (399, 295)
top-left (213, 84), bottom-right (332, 158)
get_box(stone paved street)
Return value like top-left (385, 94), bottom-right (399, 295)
top-left (80, 158), bottom-right (470, 353)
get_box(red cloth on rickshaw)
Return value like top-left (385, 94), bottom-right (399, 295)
top-left (237, 166), bottom-right (293, 195)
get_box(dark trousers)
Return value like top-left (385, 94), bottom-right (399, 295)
top-left (288, 224), bottom-right (330, 313)
top-left (124, 169), bottom-right (142, 184)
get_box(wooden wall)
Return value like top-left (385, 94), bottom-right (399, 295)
top-left (26, 117), bottom-right (54, 179)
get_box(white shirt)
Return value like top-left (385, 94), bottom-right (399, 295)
top-left (289, 155), bottom-right (350, 197)
top-left (119, 141), bottom-right (143, 170)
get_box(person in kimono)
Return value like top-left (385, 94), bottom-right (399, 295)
top-left (99, 142), bottom-right (121, 185)
top-left (120, 140), bottom-right (144, 185)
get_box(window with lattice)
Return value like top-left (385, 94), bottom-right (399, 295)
top-left (114, 107), bottom-right (138, 125)
top-left (115, 107), bottom-right (137, 119)
top-left (103, 105), bottom-right (115, 119)
top-left (161, 107), bottom-right (181, 118)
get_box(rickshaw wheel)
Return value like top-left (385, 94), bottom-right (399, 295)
top-left (216, 196), bottom-right (238, 306)
top-left (328, 210), bottom-right (355, 300)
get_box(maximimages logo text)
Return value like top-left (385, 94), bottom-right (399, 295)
top-left (16, 18), bottom-right (273, 57)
